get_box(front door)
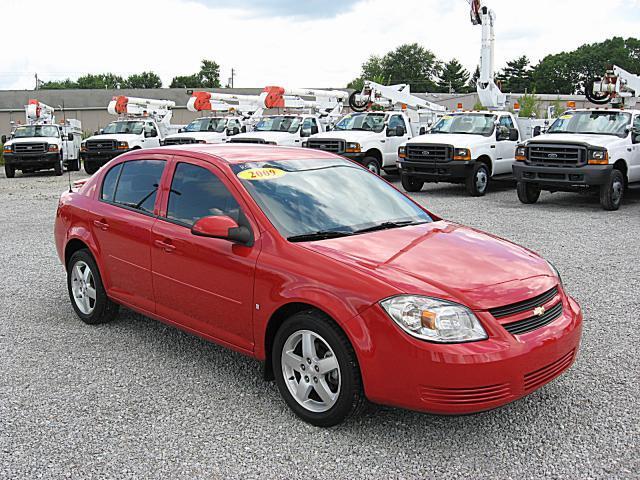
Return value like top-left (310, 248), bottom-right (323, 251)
top-left (385, 114), bottom-right (410, 167)
top-left (495, 115), bottom-right (518, 175)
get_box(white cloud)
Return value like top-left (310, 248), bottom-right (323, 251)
top-left (1, 0), bottom-right (638, 91)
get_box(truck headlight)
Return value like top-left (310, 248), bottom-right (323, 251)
top-left (453, 148), bottom-right (471, 161)
top-left (117, 141), bottom-right (129, 150)
top-left (301, 141), bottom-right (308, 148)
top-left (398, 146), bottom-right (406, 159)
top-left (588, 149), bottom-right (608, 165)
top-left (380, 296), bottom-right (487, 343)
top-left (516, 146), bottom-right (527, 161)
top-left (3, 144), bottom-right (12, 154)
top-left (48, 144), bottom-right (59, 152)
top-left (345, 142), bottom-right (361, 153)
top-left (80, 142), bottom-right (87, 152)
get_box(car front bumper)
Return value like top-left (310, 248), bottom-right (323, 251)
top-left (398, 159), bottom-right (474, 182)
top-left (513, 163), bottom-right (612, 190)
top-left (4, 152), bottom-right (60, 168)
top-left (354, 292), bottom-right (582, 415)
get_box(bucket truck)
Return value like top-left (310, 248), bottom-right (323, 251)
top-left (80, 96), bottom-right (178, 174)
top-left (305, 81), bottom-right (445, 175)
top-left (2, 100), bottom-right (82, 178)
top-left (228, 86), bottom-right (347, 146)
top-left (513, 65), bottom-right (640, 210)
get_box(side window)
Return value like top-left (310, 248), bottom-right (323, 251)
top-left (166, 162), bottom-right (241, 227)
top-left (634, 116), bottom-right (640, 130)
top-left (101, 163), bottom-right (123, 202)
top-left (145, 123), bottom-right (158, 137)
top-left (112, 160), bottom-right (165, 214)
top-left (388, 115), bottom-right (407, 130)
top-left (499, 116), bottom-right (515, 130)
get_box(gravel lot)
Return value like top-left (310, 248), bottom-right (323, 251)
top-left (0, 169), bottom-right (638, 480)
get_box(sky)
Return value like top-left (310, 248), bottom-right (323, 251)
top-left (2, 0), bottom-right (639, 91)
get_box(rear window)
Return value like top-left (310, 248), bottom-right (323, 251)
top-left (101, 160), bottom-right (165, 214)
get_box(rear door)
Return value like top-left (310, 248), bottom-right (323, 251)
top-left (89, 155), bottom-right (168, 312)
top-left (150, 157), bottom-right (259, 351)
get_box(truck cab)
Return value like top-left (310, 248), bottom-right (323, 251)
top-left (304, 111), bottom-right (413, 175)
top-left (3, 122), bottom-right (81, 178)
top-left (398, 111), bottom-right (521, 196)
top-left (228, 114), bottom-right (323, 147)
top-left (513, 109), bottom-right (640, 210)
top-left (163, 116), bottom-right (246, 146)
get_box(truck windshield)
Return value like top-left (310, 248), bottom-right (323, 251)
top-left (102, 121), bottom-right (145, 135)
top-left (232, 158), bottom-right (432, 240)
top-left (185, 118), bottom-right (227, 133)
top-left (547, 111), bottom-right (631, 137)
top-left (12, 125), bottom-right (59, 138)
top-left (430, 114), bottom-right (496, 136)
top-left (334, 113), bottom-right (386, 133)
top-left (254, 116), bottom-right (302, 133)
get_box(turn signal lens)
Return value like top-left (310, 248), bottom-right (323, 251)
top-left (516, 146), bottom-right (527, 161)
top-left (398, 146), bottom-right (406, 159)
top-left (3, 145), bottom-right (11, 153)
top-left (345, 142), bottom-right (361, 153)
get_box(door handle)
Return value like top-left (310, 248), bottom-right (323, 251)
top-left (154, 239), bottom-right (176, 253)
top-left (93, 219), bottom-right (109, 231)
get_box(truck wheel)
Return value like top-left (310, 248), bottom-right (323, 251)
top-left (599, 169), bottom-right (624, 211)
top-left (401, 174), bottom-right (424, 192)
top-left (54, 156), bottom-right (64, 176)
top-left (516, 181), bottom-right (541, 204)
top-left (466, 162), bottom-right (489, 196)
top-left (4, 164), bottom-right (15, 178)
top-left (84, 161), bottom-right (99, 175)
top-left (362, 157), bottom-right (381, 176)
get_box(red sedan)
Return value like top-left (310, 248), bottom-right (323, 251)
top-left (54, 145), bottom-right (582, 426)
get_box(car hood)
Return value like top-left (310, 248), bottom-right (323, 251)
top-left (311, 130), bottom-right (380, 143)
top-left (407, 133), bottom-right (491, 147)
top-left (526, 133), bottom-right (626, 148)
top-left (86, 134), bottom-right (141, 142)
top-left (300, 220), bottom-right (556, 310)
top-left (234, 131), bottom-right (296, 144)
top-left (8, 136), bottom-right (60, 145)
top-left (167, 132), bottom-right (226, 141)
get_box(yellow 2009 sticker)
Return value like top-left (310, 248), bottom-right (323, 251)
top-left (237, 167), bottom-right (286, 180)
top-left (559, 114), bottom-right (574, 120)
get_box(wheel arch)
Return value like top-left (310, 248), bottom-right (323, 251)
top-left (613, 159), bottom-right (628, 184)
top-left (363, 148), bottom-right (383, 164)
top-left (476, 154), bottom-right (493, 175)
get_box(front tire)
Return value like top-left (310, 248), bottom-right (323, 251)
top-left (362, 156), bottom-right (381, 176)
top-left (54, 156), bottom-right (64, 176)
top-left (67, 158), bottom-right (80, 172)
top-left (67, 249), bottom-right (119, 325)
top-left (272, 310), bottom-right (365, 427)
top-left (401, 174), bottom-right (424, 192)
top-left (517, 181), bottom-right (541, 204)
top-left (599, 169), bottom-right (624, 211)
top-left (84, 160), bottom-right (99, 175)
top-left (4, 164), bottom-right (15, 178)
top-left (465, 162), bottom-right (489, 196)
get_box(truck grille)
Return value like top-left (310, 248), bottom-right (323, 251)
top-left (406, 144), bottom-right (452, 163)
top-left (489, 286), bottom-right (563, 336)
top-left (528, 144), bottom-right (586, 167)
top-left (164, 137), bottom-right (196, 146)
top-left (86, 140), bottom-right (116, 151)
top-left (13, 142), bottom-right (47, 153)
top-left (307, 139), bottom-right (345, 154)
top-left (228, 138), bottom-right (266, 144)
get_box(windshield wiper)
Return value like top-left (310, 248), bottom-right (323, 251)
top-left (353, 220), bottom-right (426, 234)
top-left (287, 230), bottom-right (354, 242)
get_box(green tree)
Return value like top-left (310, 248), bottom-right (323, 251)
top-left (170, 59), bottom-right (221, 89)
top-left (437, 59), bottom-right (470, 93)
top-left (40, 78), bottom-right (78, 89)
top-left (75, 73), bottom-right (125, 89)
top-left (169, 74), bottom-right (201, 88)
top-left (124, 71), bottom-right (162, 89)
top-left (466, 65), bottom-right (480, 93)
top-left (499, 56), bottom-right (533, 93)
top-left (517, 91), bottom-right (540, 118)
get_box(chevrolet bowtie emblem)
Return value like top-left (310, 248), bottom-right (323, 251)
top-left (533, 306), bottom-right (546, 317)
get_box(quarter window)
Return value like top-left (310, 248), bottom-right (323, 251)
top-left (101, 163), bottom-right (123, 202)
top-left (108, 160), bottom-right (165, 214)
top-left (166, 162), bottom-right (241, 227)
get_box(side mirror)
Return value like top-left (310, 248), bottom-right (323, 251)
top-left (1, 135), bottom-right (6, 144)
top-left (396, 125), bottom-right (406, 137)
top-left (67, 133), bottom-right (74, 141)
top-left (191, 215), bottom-right (252, 245)
top-left (496, 126), bottom-right (509, 141)
top-left (326, 125), bottom-right (333, 132)
top-left (232, 127), bottom-right (240, 136)
top-left (300, 129), bottom-right (311, 138)
top-left (419, 127), bottom-right (426, 135)
top-left (145, 130), bottom-right (157, 138)
top-left (311, 125), bottom-right (319, 135)
top-left (533, 126), bottom-right (542, 137)
top-left (178, 128), bottom-right (184, 133)
top-left (508, 128), bottom-right (519, 141)
top-left (241, 125), bottom-right (247, 133)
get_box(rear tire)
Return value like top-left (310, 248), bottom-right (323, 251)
top-left (54, 156), bottom-right (64, 176)
top-left (4, 164), bottom-right (15, 178)
top-left (466, 162), bottom-right (489, 196)
top-left (401, 174), bottom-right (424, 192)
top-left (362, 156), bottom-right (381, 176)
top-left (84, 160), bottom-right (99, 175)
top-left (272, 310), bottom-right (365, 427)
top-left (67, 249), bottom-right (119, 325)
top-left (600, 169), bottom-right (624, 211)
top-left (517, 181), bottom-right (541, 204)
top-left (67, 158), bottom-right (80, 172)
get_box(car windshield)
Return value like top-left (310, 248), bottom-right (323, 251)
top-left (12, 125), bottom-right (59, 138)
top-left (430, 114), bottom-right (496, 136)
top-left (102, 121), bottom-right (145, 135)
top-left (254, 116), bottom-right (302, 133)
top-left (547, 111), bottom-right (632, 137)
top-left (185, 117), bottom-right (227, 133)
top-left (232, 158), bottom-right (432, 240)
top-left (333, 113), bottom-right (386, 133)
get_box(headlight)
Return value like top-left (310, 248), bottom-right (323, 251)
top-left (516, 146), bottom-right (527, 161)
top-left (398, 146), bottom-right (406, 158)
top-left (345, 142), bottom-right (361, 153)
top-left (196, 140), bottom-right (207, 144)
top-left (546, 260), bottom-right (563, 286)
top-left (3, 144), bottom-right (11, 153)
top-left (117, 141), bottom-right (129, 150)
top-left (453, 148), bottom-right (471, 160)
top-left (301, 141), bottom-right (308, 148)
top-left (80, 142), bottom-right (86, 152)
top-left (588, 149), bottom-right (608, 165)
top-left (380, 296), bottom-right (488, 343)
top-left (48, 144), bottom-right (59, 152)
top-left (266, 141), bottom-right (277, 145)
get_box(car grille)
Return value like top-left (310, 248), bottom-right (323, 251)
top-left (490, 287), bottom-right (559, 319)
top-left (13, 142), bottom-right (47, 153)
top-left (229, 138), bottom-right (266, 144)
top-left (524, 349), bottom-right (576, 392)
top-left (86, 140), bottom-right (116, 151)
top-left (307, 139), bottom-right (345, 154)
top-left (527, 144), bottom-right (586, 167)
top-left (490, 286), bottom-right (563, 335)
top-left (419, 383), bottom-right (512, 406)
top-left (405, 144), bottom-right (453, 163)
top-left (501, 302), bottom-right (563, 335)
top-left (164, 137), bottom-right (197, 145)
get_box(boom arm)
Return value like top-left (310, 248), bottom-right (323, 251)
top-left (588, 65), bottom-right (640, 108)
top-left (26, 99), bottom-right (55, 124)
top-left (349, 81), bottom-right (445, 113)
top-left (107, 96), bottom-right (175, 125)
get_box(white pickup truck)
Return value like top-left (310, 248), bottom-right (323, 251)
top-left (163, 116), bottom-right (247, 146)
top-left (303, 111), bottom-right (419, 175)
top-left (228, 114), bottom-right (323, 146)
top-left (398, 111), bottom-right (523, 196)
top-left (513, 108), bottom-right (640, 210)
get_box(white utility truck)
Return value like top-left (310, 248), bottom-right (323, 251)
top-left (305, 81), bottom-right (445, 175)
top-left (81, 96), bottom-right (178, 174)
top-left (2, 100), bottom-right (82, 178)
top-left (514, 65), bottom-right (640, 210)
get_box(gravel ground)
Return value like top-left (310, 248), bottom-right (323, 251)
top-left (0, 169), bottom-right (638, 480)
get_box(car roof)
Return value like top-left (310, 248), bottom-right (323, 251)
top-left (144, 144), bottom-right (340, 165)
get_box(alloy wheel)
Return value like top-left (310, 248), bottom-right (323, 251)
top-left (70, 260), bottom-right (97, 315)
